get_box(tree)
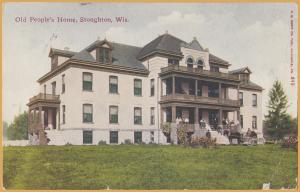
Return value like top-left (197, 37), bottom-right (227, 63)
top-left (3, 121), bottom-right (8, 140)
top-left (264, 80), bottom-right (294, 139)
top-left (7, 111), bottom-right (28, 140)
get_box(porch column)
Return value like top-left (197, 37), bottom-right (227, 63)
top-left (237, 110), bottom-right (240, 123)
top-left (195, 107), bottom-right (199, 124)
top-left (171, 105), bottom-right (176, 123)
top-left (237, 85), bottom-right (240, 101)
top-left (38, 106), bottom-right (42, 130)
top-left (58, 107), bottom-right (61, 130)
top-left (172, 76), bottom-right (175, 95)
top-left (195, 80), bottom-right (198, 96)
top-left (219, 83), bottom-right (222, 99)
top-left (218, 108), bottom-right (223, 126)
top-left (28, 110), bottom-right (31, 134)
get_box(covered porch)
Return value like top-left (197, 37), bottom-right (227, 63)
top-left (161, 104), bottom-right (240, 131)
top-left (27, 93), bottom-right (60, 145)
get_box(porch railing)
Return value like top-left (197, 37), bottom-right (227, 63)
top-left (161, 93), bottom-right (240, 107)
top-left (160, 65), bottom-right (239, 81)
top-left (29, 93), bottom-right (60, 103)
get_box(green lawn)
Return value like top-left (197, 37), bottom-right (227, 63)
top-left (3, 144), bottom-right (297, 190)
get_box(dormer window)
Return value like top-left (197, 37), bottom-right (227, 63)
top-left (186, 57), bottom-right (194, 68)
top-left (98, 47), bottom-right (111, 63)
top-left (240, 74), bottom-right (250, 82)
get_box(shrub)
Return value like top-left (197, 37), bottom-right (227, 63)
top-left (177, 124), bottom-right (188, 146)
top-left (161, 123), bottom-right (171, 134)
top-left (98, 140), bottom-right (107, 145)
top-left (65, 142), bottom-right (73, 146)
top-left (281, 136), bottom-right (297, 151)
top-left (124, 139), bottom-right (132, 145)
top-left (190, 136), bottom-right (217, 148)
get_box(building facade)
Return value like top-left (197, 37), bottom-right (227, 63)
top-left (27, 33), bottom-right (263, 145)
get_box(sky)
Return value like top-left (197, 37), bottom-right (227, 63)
top-left (3, 2), bottom-right (298, 123)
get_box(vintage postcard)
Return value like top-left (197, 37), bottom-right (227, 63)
top-left (2, 2), bottom-right (298, 190)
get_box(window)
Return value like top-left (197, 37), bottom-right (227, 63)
top-left (83, 130), bottom-right (93, 144)
top-left (252, 94), bottom-right (257, 106)
top-left (150, 131), bottom-right (154, 143)
top-left (83, 104), bottom-right (93, 123)
top-left (150, 107), bottom-right (155, 125)
top-left (150, 79), bottom-right (155, 96)
top-left (134, 79), bottom-right (142, 96)
top-left (110, 131), bottom-right (118, 144)
top-left (197, 59), bottom-right (204, 69)
top-left (210, 66), bottom-right (219, 72)
top-left (208, 85), bottom-right (219, 98)
top-left (83, 72), bottom-right (93, 91)
top-left (109, 106), bottom-right (118, 124)
top-left (44, 84), bottom-right (46, 95)
top-left (239, 92), bottom-right (243, 106)
top-left (62, 75), bottom-right (65, 93)
top-left (252, 116), bottom-right (257, 129)
top-left (134, 131), bottom-right (142, 144)
top-left (52, 81), bottom-right (56, 95)
top-left (109, 76), bottom-right (118, 94)
top-left (134, 107), bottom-right (142, 125)
top-left (168, 58), bottom-right (179, 66)
top-left (186, 57), bottom-right (194, 68)
top-left (240, 115), bottom-right (243, 129)
top-left (62, 105), bottom-right (66, 124)
top-left (99, 48), bottom-right (110, 63)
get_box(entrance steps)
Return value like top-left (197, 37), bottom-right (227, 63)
top-left (193, 125), bottom-right (230, 145)
top-left (45, 130), bottom-right (66, 145)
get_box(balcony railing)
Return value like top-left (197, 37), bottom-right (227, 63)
top-left (29, 93), bottom-right (60, 103)
top-left (161, 93), bottom-right (240, 107)
top-left (160, 65), bottom-right (239, 81)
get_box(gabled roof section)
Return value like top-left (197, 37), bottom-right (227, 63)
top-left (229, 67), bottom-right (252, 74)
top-left (240, 80), bottom-right (263, 91)
top-left (111, 42), bottom-right (146, 70)
top-left (85, 39), bottom-right (113, 52)
top-left (48, 48), bottom-right (76, 57)
top-left (137, 33), bottom-right (186, 59)
top-left (182, 37), bottom-right (204, 51)
top-left (209, 53), bottom-right (230, 66)
top-left (69, 40), bottom-right (146, 70)
top-left (71, 50), bottom-right (95, 62)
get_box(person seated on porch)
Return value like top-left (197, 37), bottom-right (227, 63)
top-left (206, 130), bottom-right (211, 139)
top-left (246, 128), bottom-right (251, 137)
top-left (200, 119), bottom-right (206, 129)
top-left (184, 117), bottom-right (189, 124)
top-left (222, 118), bottom-right (227, 126)
top-left (176, 116), bottom-right (182, 124)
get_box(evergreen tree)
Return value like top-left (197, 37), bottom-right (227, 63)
top-left (7, 111), bottom-right (28, 140)
top-left (264, 80), bottom-right (292, 139)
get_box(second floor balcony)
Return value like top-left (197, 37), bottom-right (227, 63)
top-left (28, 93), bottom-right (60, 109)
top-left (161, 93), bottom-right (240, 108)
top-left (160, 65), bottom-right (240, 82)
top-left (161, 76), bottom-right (240, 108)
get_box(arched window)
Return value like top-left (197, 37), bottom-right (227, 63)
top-left (186, 57), bottom-right (194, 68)
top-left (196, 58), bottom-right (204, 70)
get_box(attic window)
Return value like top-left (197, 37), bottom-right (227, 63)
top-left (186, 57), bottom-right (194, 68)
top-left (98, 47), bottom-right (111, 63)
top-left (196, 58), bottom-right (204, 70)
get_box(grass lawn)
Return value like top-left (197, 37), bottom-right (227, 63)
top-left (3, 144), bottom-right (297, 190)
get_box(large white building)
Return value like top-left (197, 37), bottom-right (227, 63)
top-left (27, 33), bottom-right (263, 145)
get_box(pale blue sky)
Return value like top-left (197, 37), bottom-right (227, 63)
top-left (3, 3), bottom-right (298, 123)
